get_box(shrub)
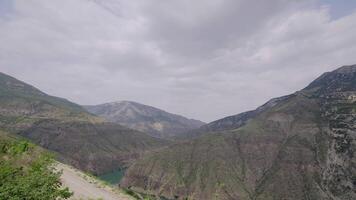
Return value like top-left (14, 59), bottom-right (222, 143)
top-left (0, 138), bottom-right (72, 200)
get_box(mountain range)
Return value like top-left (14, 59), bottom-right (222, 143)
top-left (1, 64), bottom-right (355, 200)
top-left (121, 65), bottom-right (356, 200)
top-left (0, 72), bottom-right (166, 175)
top-left (84, 101), bottom-right (205, 138)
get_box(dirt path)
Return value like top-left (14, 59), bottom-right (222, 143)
top-left (57, 163), bottom-right (134, 200)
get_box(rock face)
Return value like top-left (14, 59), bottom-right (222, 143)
top-left (84, 101), bottom-right (205, 138)
top-left (121, 65), bottom-right (356, 200)
top-left (0, 72), bottom-right (166, 175)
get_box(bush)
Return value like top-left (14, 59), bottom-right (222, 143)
top-left (0, 139), bottom-right (72, 200)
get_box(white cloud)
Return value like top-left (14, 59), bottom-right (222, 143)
top-left (0, 0), bottom-right (356, 122)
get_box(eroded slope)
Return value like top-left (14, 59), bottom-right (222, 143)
top-left (122, 65), bottom-right (356, 200)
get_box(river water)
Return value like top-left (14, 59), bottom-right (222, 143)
top-left (98, 168), bottom-right (125, 185)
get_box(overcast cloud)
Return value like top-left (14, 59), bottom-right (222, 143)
top-left (1, 0), bottom-right (356, 122)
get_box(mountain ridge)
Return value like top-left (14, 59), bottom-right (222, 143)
top-left (185, 94), bottom-right (294, 137)
top-left (0, 71), bottom-right (166, 175)
top-left (121, 65), bottom-right (356, 200)
top-left (84, 101), bottom-right (205, 138)
top-left (183, 64), bottom-right (356, 138)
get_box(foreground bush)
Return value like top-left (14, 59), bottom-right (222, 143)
top-left (0, 137), bottom-right (72, 200)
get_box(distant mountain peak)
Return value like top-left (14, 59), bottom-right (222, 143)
top-left (84, 101), bottom-right (205, 138)
top-left (104, 100), bottom-right (138, 105)
top-left (0, 71), bottom-right (165, 175)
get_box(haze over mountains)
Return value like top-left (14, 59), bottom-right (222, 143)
top-left (0, 64), bottom-right (355, 200)
top-left (84, 101), bottom-right (205, 138)
top-left (2, 1), bottom-right (356, 199)
top-left (0, 72), bottom-right (166, 175)
top-left (122, 65), bottom-right (356, 200)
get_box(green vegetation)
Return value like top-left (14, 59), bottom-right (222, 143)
top-left (0, 133), bottom-right (72, 199)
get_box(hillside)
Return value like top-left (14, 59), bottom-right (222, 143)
top-left (181, 95), bottom-right (293, 138)
top-left (0, 130), bottom-right (135, 200)
top-left (121, 65), bottom-right (356, 200)
top-left (84, 101), bottom-right (205, 138)
top-left (0, 130), bottom-right (72, 199)
top-left (0, 72), bottom-right (166, 175)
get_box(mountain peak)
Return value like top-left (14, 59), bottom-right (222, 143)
top-left (0, 71), bottom-right (165, 176)
top-left (105, 100), bottom-right (138, 105)
top-left (333, 64), bottom-right (356, 74)
top-left (84, 101), bottom-right (205, 138)
top-left (303, 64), bottom-right (356, 94)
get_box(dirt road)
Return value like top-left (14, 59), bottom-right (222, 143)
top-left (57, 163), bottom-right (134, 200)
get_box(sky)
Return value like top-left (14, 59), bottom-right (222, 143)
top-left (0, 0), bottom-right (356, 122)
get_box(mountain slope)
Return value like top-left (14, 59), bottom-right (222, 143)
top-left (181, 94), bottom-right (293, 138)
top-left (0, 72), bottom-right (166, 175)
top-left (121, 65), bottom-right (356, 200)
top-left (0, 130), bottom-right (73, 199)
top-left (200, 95), bottom-right (292, 132)
top-left (84, 101), bottom-right (205, 138)
top-left (0, 130), bottom-right (133, 199)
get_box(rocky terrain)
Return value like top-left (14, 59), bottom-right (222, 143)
top-left (84, 101), bottom-right (205, 138)
top-left (121, 65), bottom-right (356, 200)
top-left (0, 72), bottom-right (166, 175)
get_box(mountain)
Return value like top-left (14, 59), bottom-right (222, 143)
top-left (84, 101), bottom-right (205, 138)
top-left (200, 95), bottom-right (292, 132)
top-left (121, 65), bottom-right (356, 200)
top-left (180, 95), bottom-right (293, 138)
top-left (0, 72), bottom-right (166, 175)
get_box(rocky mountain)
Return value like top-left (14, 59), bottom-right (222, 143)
top-left (0, 72), bottom-right (166, 175)
top-left (84, 101), bottom-right (205, 138)
top-left (121, 65), bottom-right (356, 200)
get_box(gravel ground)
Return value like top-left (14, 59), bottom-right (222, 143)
top-left (57, 163), bottom-right (134, 200)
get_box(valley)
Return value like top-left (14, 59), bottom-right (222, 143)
top-left (121, 65), bottom-right (356, 200)
top-left (2, 0), bottom-right (356, 199)
top-left (0, 65), bottom-right (355, 200)
top-left (99, 168), bottom-right (126, 185)
top-left (0, 72), bottom-right (167, 176)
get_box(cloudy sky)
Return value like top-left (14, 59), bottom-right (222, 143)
top-left (1, 0), bottom-right (356, 122)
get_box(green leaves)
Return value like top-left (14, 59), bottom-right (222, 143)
top-left (0, 140), bottom-right (33, 155)
top-left (0, 138), bottom-right (73, 200)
